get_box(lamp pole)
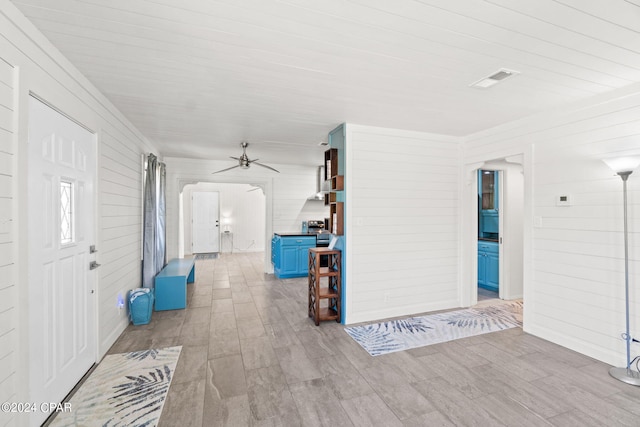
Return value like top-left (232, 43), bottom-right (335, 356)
top-left (609, 170), bottom-right (640, 385)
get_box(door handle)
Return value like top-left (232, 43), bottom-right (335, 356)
top-left (89, 261), bottom-right (101, 270)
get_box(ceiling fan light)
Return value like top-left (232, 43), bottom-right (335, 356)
top-left (212, 142), bottom-right (279, 173)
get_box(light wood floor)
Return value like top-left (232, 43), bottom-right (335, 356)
top-left (106, 253), bottom-right (640, 426)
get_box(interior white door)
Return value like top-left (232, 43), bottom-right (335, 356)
top-left (192, 191), bottom-right (220, 253)
top-left (27, 97), bottom-right (97, 426)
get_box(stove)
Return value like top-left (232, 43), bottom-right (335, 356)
top-left (308, 220), bottom-right (330, 247)
top-left (308, 220), bottom-right (331, 268)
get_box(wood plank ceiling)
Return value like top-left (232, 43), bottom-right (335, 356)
top-left (9, 0), bottom-right (640, 165)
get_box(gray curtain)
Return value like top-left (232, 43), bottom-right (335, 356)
top-left (156, 162), bottom-right (167, 273)
top-left (142, 154), bottom-right (166, 289)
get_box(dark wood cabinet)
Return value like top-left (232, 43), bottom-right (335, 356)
top-left (308, 248), bottom-right (341, 325)
top-left (325, 148), bottom-right (344, 235)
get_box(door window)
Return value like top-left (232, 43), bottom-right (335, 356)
top-left (60, 180), bottom-right (74, 244)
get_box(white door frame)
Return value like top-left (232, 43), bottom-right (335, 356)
top-left (176, 178), bottom-right (272, 271)
top-left (26, 95), bottom-right (99, 426)
top-left (462, 155), bottom-right (525, 308)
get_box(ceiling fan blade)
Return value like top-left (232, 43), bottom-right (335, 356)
top-left (230, 156), bottom-right (240, 160)
top-left (252, 161), bottom-right (280, 173)
top-left (212, 164), bottom-right (241, 174)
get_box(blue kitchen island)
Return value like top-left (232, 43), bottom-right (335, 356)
top-left (272, 233), bottom-right (317, 278)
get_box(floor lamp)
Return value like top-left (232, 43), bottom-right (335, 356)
top-left (603, 156), bottom-right (640, 386)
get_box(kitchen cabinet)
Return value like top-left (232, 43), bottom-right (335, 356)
top-left (272, 235), bottom-right (316, 278)
top-left (325, 147), bottom-right (344, 235)
top-left (478, 241), bottom-right (499, 291)
top-left (479, 170), bottom-right (499, 240)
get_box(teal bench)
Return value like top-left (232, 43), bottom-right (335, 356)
top-left (154, 257), bottom-right (196, 311)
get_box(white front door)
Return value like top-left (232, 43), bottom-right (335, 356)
top-left (27, 97), bottom-right (97, 426)
top-left (192, 191), bottom-right (220, 253)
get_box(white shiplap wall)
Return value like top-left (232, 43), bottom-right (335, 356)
top-left (164, 157), bottom-right (329, 270)
top-left (97, 128), bottom-right (145, 349)
top-left (0, 57), bottom-right (16, 427)
top-left (1, 1), bottom-right (158, 413)
top-left (464, 83), bottom-right (640, 366)
top-left (344, 124), bottom-right (461, 324)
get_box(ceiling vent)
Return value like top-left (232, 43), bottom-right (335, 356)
top-left (470, 68), bottom-right (519, 89)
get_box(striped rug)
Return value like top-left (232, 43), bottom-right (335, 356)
top-left (345, 300), bottom-right (522, 356)
top-left (50, 346), bottom-right (181, 426)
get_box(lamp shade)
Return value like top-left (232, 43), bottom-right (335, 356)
top-left (602, 156), bottom-right (640, 173)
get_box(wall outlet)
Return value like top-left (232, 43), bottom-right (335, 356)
top-left (534, 216), bottom-right (543, 228)
top-left (117, 293), bottom-right (125, 313)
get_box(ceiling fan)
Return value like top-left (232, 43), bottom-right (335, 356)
top-left (212, 142), bottom-right (280, 174)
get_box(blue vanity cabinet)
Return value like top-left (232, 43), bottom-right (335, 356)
top-left (485, 249), bottom-right (499, 290)
top-left (477, 250), bottom-right (487, 288)
top-left (478, 241), bottom-right (499, 291)
top-left (272, 235), bottom-right (316, 278)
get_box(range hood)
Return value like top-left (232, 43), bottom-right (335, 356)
top-left (307, 166), bottom-right (330, 201)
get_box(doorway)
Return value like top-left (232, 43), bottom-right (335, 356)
top-left (180, 182), bottom-right (266, 257)
top-left (27, 96), bottom-right (97, 426)
top-left (478, 170), bottom-right (500, 301)
top-left (467, 158), bottom-right (524, 307)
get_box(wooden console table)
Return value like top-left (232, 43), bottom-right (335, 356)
top-left (308, 247), bottom-right (341, 326)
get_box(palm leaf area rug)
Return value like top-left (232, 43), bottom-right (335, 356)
top-left (345, 300), bottom-right (522, 356)
top-left (50, 346), bottom-right (182, 427)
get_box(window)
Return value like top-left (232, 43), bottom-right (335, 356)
top-left (60, 180), bottom-right (74, 244)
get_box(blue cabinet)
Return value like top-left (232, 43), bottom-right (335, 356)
top-left (272, 235), bottom-right (316, 278)
top-left (479, 170), bottom-right (499, 240)
top-left (281, 246), bottom-right (298, 276)
top-left (478, 241), bottom-right (499, 292)
top-left (271, 238), bottom-right (277, 265)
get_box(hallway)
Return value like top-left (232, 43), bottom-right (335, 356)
top-left (105, 253), bottom-right (640, 426)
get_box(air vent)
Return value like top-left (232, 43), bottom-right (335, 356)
top-left (488, 70), bottom-right (512, 80)
top-left (470, 68), bottom-right (519, 89)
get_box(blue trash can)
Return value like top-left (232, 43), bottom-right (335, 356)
top-left (129, 288), bottom-right (154, 325)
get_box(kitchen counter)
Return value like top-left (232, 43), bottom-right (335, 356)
top-left (274, 231), bottom-right (331, 237)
